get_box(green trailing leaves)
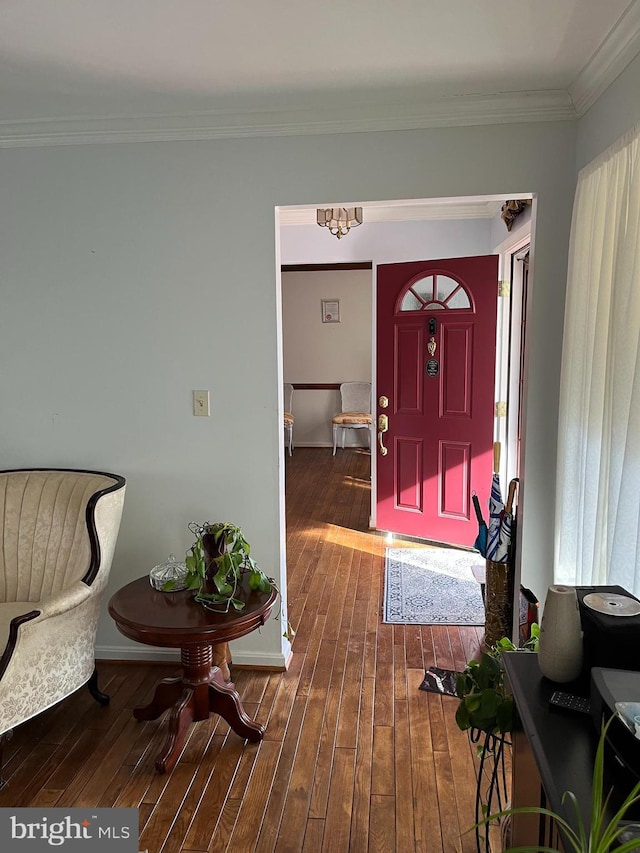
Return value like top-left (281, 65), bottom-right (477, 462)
top-left (165, 519), bottom-right (295, 636)
top-left (455, 651), bottom-right (516, 735)
top-left (166, 520), bottom-right (275, 611)
top-left (249, 568), bottom-right (272, 593)
top-left (455, 629), bottom-right (538, 736)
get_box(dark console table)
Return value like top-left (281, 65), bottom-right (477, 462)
top-left (503, 651), bottom-right (640, 849)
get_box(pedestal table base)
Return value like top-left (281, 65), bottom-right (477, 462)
top-left (134, 644), bottom-right (263, 773)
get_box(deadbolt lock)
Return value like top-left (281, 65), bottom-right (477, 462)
top-left (378, 395), bottom-right (389, 408)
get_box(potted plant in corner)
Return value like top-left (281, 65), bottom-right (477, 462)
top-left (455, 628), bottom-right (539, 853)
top-left (472, 716), bottom-right (640, 852)
top-left (455, 630), bottom-right (539, 737)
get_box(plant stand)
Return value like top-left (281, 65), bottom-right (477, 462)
top-left (470, 728), bottom-right (511, 853)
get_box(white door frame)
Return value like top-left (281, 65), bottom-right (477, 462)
top-left (278, 200), bottom-right (534, 550)
top-left (493, 223), bottom-right (532, 490)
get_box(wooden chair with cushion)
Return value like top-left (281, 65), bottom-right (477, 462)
top-left (332, 382), bottom-right (373, 455)
top-left (0, 468), bottom-right (126, 787)
top-left (284, 383), bottom-right (295, 456)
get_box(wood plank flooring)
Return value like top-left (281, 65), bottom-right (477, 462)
top-left (0, 448), bottom-right (487, 852)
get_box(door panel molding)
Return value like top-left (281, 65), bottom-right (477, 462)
top-left (394, 437), bottom-right (423, 513)
top-left (441, 322), bottom-right (473, 418)
top-left (439, 441), bottom-right (471, 520)
top-left (395, 325), bottom-right (424, 415)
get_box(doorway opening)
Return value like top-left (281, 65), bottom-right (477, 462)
top-left (277, 195), bottom-right (534, 553)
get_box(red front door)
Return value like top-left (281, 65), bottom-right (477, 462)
top-left (376, 256), bottom-right (498, 545)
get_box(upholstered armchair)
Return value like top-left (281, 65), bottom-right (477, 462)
top-left (0, 469), bottom-right (126, 786)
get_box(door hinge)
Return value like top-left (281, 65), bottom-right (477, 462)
top-left (498, 280), bottom-right (510, 298)
top-left (495, 401), bottom-right (507, 417)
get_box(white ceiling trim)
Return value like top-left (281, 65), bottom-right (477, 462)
top-left (280, 200), bottom-right (504, 225)
top-left (3, 0), bottom-right (640, 153)
top-left (1, 3), bottom-right (639, 149)
top-left (569, 0), bottom-right (640, 115)
top-left (0, 90), bottom-right (575, 149)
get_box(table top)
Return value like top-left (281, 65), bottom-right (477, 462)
top-left (108, 575), bottom-right (278, 648)
top-left (503, 651), bottom-right (640, 839)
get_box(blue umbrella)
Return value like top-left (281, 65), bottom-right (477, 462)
top-left (472, 493), bottom-right (488, 557)
top-left (486, 443), bottom-right (507, 561)
top-left (487, 480), bottom-right (519, 565)
top-left (486, 478), bottom-right (506, 560)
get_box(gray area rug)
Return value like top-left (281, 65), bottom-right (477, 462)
top-left (383, 547), bottom-right (486, 625)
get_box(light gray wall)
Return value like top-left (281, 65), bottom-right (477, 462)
top-left (280, 217), bottom-right (491, 265)
top-left (576, 50), bottom-right (640, 170)
top-left (0, 121), bottom-right (576, 660)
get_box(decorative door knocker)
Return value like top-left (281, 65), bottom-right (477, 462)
top-left (427, 336), bottom-right (437, 356)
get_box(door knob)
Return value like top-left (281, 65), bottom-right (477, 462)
top-left (378, 413), bottom-right (389, 456)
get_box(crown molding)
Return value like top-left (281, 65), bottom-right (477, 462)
top-left (280, 200), bottom-right (503, 225)
top-left (569, 0), bottom-right (640, 116)
top-left (0, 89), bottom-right (575, 149)
top-left (3, 0), bottom-right (640, 150)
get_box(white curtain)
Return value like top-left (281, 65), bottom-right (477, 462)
top-left (555, 122), bottom-right (640, 595)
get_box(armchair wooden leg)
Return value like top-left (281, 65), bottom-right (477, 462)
top-left (0, 729), bottom-right (13, 789)
top-left (87, 664), bottom-right (110, 706)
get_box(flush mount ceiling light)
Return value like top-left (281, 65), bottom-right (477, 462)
top-left (316, 206), bottom-right (363, 239)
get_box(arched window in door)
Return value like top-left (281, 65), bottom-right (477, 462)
top-left (399, 274), bottom-right (472, 312)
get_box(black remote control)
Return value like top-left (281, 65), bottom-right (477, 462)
top-left (549, 691), bottom-right (591, 714)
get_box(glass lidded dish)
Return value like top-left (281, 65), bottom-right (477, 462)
top-left (149, 554), bottom-right (188, 591)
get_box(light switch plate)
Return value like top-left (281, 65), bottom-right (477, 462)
top-left (193, 390), bottom-right (210, 416)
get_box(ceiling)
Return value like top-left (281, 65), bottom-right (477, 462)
top-left (1, 0), bottom-right (639, 147)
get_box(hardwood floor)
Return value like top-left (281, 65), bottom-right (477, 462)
top-left (0, 448), bottom-right (487, 852)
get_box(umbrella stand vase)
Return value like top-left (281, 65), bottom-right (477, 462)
top-left (484, 559), bottom-right (514, 647)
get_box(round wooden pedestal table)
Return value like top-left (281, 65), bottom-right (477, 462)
top-left (108, 575), bottom-right (277, 774)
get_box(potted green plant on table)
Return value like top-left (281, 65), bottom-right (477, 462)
top-left (164, 521), bottom-right (277, 683)
top-left (178, 521), bottom-right (273, 611)
top-left (472, 717), bottom-right (640, 852)
top-left (164, 520), bottom-right (292, 644)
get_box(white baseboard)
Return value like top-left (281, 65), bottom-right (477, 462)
top-left (294, 442), bottom-right (369, 448)
top-left (293, 442), bottom-right (332, 447)
top-left (223, 649), bottom-right (288, 669)
top-left (95, 644), bottom-right (288, 669)
top-left (96, 645), bottom-right (180, 662)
